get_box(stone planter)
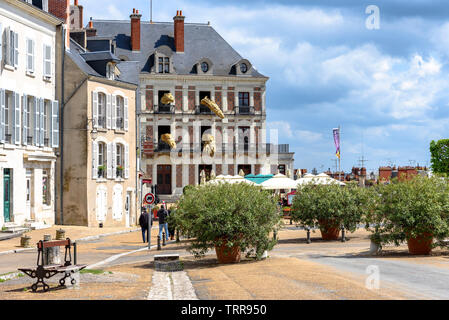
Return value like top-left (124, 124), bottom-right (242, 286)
top-left (20, 235), bottom-right (32, 248)
top-left (407, 232), bottom-right (433, 255)
top-left (214, 239), bottom-right (241, 264)
top-left (318, 219), bottom-right (340, 241)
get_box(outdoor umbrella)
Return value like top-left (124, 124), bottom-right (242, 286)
top-left (260, 173), bottom-right (299, 190)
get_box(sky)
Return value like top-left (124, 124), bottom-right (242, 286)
top-left (82, 0), bottom-right (449, 174)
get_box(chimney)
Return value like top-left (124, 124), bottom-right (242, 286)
top-left (86, 18), bottom-right (97, 37)
top-left (173, 10), bottom-right (185, 53)
top-left (48, 0), bottom-right (71, 47)
top-left (130, 8), bottom-right (142, 52)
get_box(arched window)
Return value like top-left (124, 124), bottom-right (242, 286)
top-left (98, 93), bottom-right (106, 128)
top-left (116, 143), bottom-right (124, 178)
top-left (116, 96), bottom-right (124, 130)
top-left (98, 142), bottom-right (106, 178)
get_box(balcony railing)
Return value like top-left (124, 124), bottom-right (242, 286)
top-left (154, 104), bottom-right (175, 114)
top-left (5, 133), bottom-right (12, 144)
top-left (154, 143), bottom-right (172, 152)
top-left (116, 118), bottom-right (124, 130)
top-left (266, 143), bottom-right (290, 154)
top-left (96, 116), bottom-right (106, 129)
top-left (195, 105), bottom-right (214, 115)
top-left (236, 106), bottom-right (255, 115)
top-left (44, 138), bottom-right (50, 147)
top-left (27, 136), bottom-right (33, 145)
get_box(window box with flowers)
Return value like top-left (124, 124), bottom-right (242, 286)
top-left (98, 165), bottom-right (106, 179)
top-left (116, 165), bottom-right (124, 179)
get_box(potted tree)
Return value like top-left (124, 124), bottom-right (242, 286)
top-left (367, 175), bottom-right (449, 255)
top-left (292, 183), bottom-right (374, 241)
top-left (174, 183), bottom-right (280, 263)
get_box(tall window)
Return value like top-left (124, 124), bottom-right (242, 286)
top-left (43, 100), bottom-right (51, 146)
top-left (42, 169), bottom-right (50, 206)
top-left (26, 39), bottom-right (35, 74)
top-left (158, 57), bottom-right (170, 73)
top-left (98, 93), bottom-right (106, 128)
top-left (106, 63), bottom-right (115, 80)
top-left (116, 144), bottom-right (124, 178)
top-left (27, 97), bottom-right (33, 145)
top-left (4, 92), bottom-right (11, 143)
top-left (239, 92), bottom-right (250, 106)
top-left (116, 96), bottom-right (124, 130)
top-left (98, 142), bottom-right (106, 178)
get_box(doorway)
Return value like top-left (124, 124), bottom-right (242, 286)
top-left (237, 165), bottom-right (251, 176)
top-left (26, 170), bottom-right (32, 220)
top-left (125, 192), bottom-right (131, 228)
top-left (198, 165), bottom-right (212, 184)
top-left (157, 165), bottom-right (172, 195)
top-left (3, 169), bottom-right (11, 223)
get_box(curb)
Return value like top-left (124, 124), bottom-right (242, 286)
top-left (0, 228), bottom-right (142, 256)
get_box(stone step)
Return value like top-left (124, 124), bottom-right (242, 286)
top-left (2, 226), bottom-right (31, 234)
top-left (154, 254), bottom-right (180, 262)
top-left (23, 222), bottom-right (51, 230)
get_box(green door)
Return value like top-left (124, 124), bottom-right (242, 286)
top-left (3, 169), bottom-right (11, 223)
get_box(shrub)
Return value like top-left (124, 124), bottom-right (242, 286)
top-left (174, 182), bottom-right (280, 260)
top-left (291, 183), bottom-right (375, 233)
top-left (367, 175), bottom-right (449, 247)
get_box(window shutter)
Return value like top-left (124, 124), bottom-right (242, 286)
top-left (5, 28), bottom-right (11, 66)
top-left (125, 143), bottom-right (129, 179)
top-left (92, 141), bottom-right (98, 179)
top-left (0, 89), bottom-right (5, 143)
top-left (34, 98), bottom-right (39, 146)
top-left (22, 95), bottom-right (28, 145)
top-left (13, 32), bottom-right (18, 68)
top-left (51, 100), bottom-right (59, 148)
top-left (124, 97), bottom-right (129, 131)
top-left (13, 92), bottom-right (20, 145)
top-left (0, 23), bottom-right (3, 63)
top-left (112, 142), bottom-right (117, 178)
top-left (39, 99), bottom-right (44, 147)
top-left (92, 91), bottom-right (98, 129)
top-left (43, 45), bottom-right (51, 78)
top-left (111, 95), bottom-right (116, 130)
top-left (107, 142), bottom-right (112, 179)
top-left (106, 94), bottom-right (111, 129)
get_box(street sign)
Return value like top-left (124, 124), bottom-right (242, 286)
top-left (144, 193), bottom-right (155, 205)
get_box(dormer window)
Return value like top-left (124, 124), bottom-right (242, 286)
top-left (158, 57), bottom-right (170, 74)
top-left (201, 62), bottom-right (209, 73)
top-left (106, 63), bottom-right (115, 80)
top-left (240, 63), bottom-right (248, 74)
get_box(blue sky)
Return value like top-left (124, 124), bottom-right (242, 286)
top-left (83, 0), bottom-right (449, 174)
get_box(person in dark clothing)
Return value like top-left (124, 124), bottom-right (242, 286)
top-left (139, 206), bottom-right (152, 243)
top-left (157, 204), bottom-right (169, 241)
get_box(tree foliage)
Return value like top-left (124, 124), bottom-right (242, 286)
top-left (366, 175), bottom-right (449, 247)
top-left (291, 184), bottom-right (375, 233)
top-left (174, 183), bottom-right (280, 260)
top-left (430, 139), bottom-right (449, 175)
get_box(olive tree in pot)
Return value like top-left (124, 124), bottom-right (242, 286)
top-left (291, 183), bottom-right (374, 241)
top-left (174, 183), bottom-right (280, 263)
top-left (367, 175), bottom-right (449, 255)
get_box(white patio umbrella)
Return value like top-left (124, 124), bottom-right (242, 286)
top-left (208, 175), bottom-right (256, 185)
top-left (260, 173), bottom-right (299, 190)
top-left (297, 173), bottom-right (345, 186)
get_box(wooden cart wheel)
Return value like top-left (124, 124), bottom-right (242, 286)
top-left (71, 278), bottom-right (76, 285)
top-left (59, 278), bottom-right (65, 286)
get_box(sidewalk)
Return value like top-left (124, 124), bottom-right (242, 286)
top-left (0, 225), bottom-right (141, 254)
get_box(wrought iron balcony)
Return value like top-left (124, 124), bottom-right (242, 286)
top-left (27, 136), bottom-right (33, 145)
top-left (44, 138), bottom-right (50, 147)
top-left (195, 105), bottom-right (214, 115)
top-left (5, 133), bottom-right (12, 144)
top-left (96, 116), bottom-right (106, 129)
top-left (116, 118), bottom-right (124, 130)
top-left (154, 104), bottom-right (175, 114)
top-left (236, 106), bottom-right (255, 115)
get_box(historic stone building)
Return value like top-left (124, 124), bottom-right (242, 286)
top-left (0, 0), bottom-right (64, 229)
top-left (86, 9), bottom-right (295, 202)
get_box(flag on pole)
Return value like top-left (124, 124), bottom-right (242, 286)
top-left (333, 128), bottom-right (340, 159)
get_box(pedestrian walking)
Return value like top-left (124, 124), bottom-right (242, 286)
top-left (139, 206), bottom-right (151, 243)
top-left (158, 203), bottom-right (169, 241)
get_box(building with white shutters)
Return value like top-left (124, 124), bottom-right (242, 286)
top-left (59, 38), bottom-right (137, 227)
top-left (0, 0), bottom-right (63, 229)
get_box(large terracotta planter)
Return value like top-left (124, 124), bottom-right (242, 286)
top-left (214, 239), bottom-right (241, 264)
top-left (318, 219), bottom-right (340, 241)
top-left (407, 233), bottom-right (433, 255)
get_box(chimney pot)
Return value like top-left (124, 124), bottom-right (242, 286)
top-left (130, 9), bottom-right (142, 51)
top-left (173, 10), bottom-right (185, 53)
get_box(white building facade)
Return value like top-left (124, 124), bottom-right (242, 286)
top-left (0, 0), bottom-right (62, 228)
